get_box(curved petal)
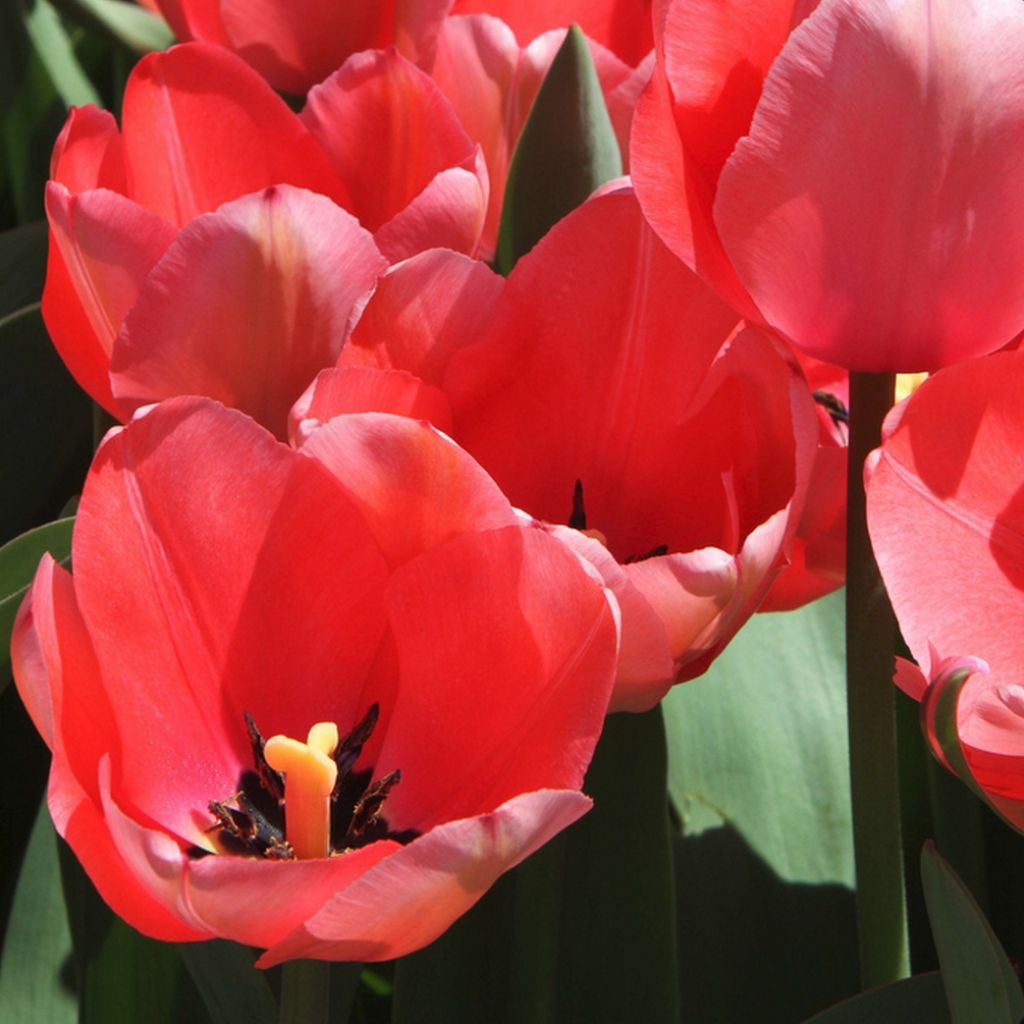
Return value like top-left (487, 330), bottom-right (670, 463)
top-left (111, 186), bottom-right (386, 437)
top-left (376, 525), bottom-right (617, 829)
top-left (50, 106), bottom-right (126, 194)
top-left (867, 350), bottom-right (1024, 690)
top-left (121, 42), bottom-right (348, 226)
top-left (289, 368), bottom-right (454, 446)
top-left (220, 0), bottom-right (396, 95)
top-left (373, 160), bottom-right (488, 261)
top-left (716, 0), bottom-right (1024, 371)
top-left (343, 248), bottom-right (503, 386)
top-left (299, 413), bottom-right (518, 568)
top-left (444, 188), bottom-right (746, 562)
top-left (630, 58), bottom-right (758, 318)
top-left (43, 184), bottom-right (177, 418)
top-left (257, 790), bottom-right (592, 966)
top-left (73, 398), bottom-right (390, 843)
top-left (541, 524), bottom-right (674, 713)
top-left (302, 49), bottom-right (479, 234)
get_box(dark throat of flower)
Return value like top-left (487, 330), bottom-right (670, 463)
top-left (197, 703), bottom-right (417, 861)
top-left (568, 479), bottom-right (666, 563)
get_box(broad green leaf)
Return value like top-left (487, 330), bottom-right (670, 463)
top-left (0, 798), bottom-right (77, 1023)
top-left (803, 973), bottom-right (950, 1023)
top-left (23, 0), bottom-right (100, 108)
top-left (177, 942), bottom-right (276, 1024)
top-left (921, 842), bottom-right (1024, 1024)
top-left (664, 589), bottom-right (853, 885)
top-left (64, 0), bottom-right (174, 54)
top-left (495, 24), bottom-right (621, 274)
top-left (392, 707), bottom-right (679, 1023)
top-left (0, 516), bottom-right (74, 679)
top-left (0, 305), bottom-right (93, 544)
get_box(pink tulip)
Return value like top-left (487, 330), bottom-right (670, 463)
top-left (145, 0), bottom-right (452, 94)
top-left (43, 43), bottom-right (486, 430)
top-left (300, 187), bottom-right (818, 709)
top-left (632, 0), bottom-right (1024, 372)
top-left (866, 351), bottom-right (1024, 827)
top-left (12, 397), bottom-right (619, 963)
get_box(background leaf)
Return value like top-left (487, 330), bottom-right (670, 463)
top-left (802, 972), bottom-right (950, 1023)
top-left (921, 842), bottom-right (1024, 1024)
top-left (495, 23), bottom-right (622, 273)
top-left (177, 941), bottom-right (277, 1024)
top-left (664, 589), bottom-right (853, 885)
top-left (0, 797), bottom-right (76, 1024)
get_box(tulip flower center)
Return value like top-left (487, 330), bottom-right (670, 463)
top-left (569, 479), bottom-right (667, 563)
top-left (204, 704), bottom-right (414, 860)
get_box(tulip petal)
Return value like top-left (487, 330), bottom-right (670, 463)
top-left (121, 42), bottom-right (347, 227)
top-left (867, 350), bottom-right (1024, 693)
top-left (445, 189), bottom-right (746, 561)
top-left (111, 186), bottom-right (386, 437)
top-left (373, 161), bottom-right (488, 262)
top-left (299, 413), bottom-right (518, 568)
top-left (289, 368), bottom-right (454, 446)
top-left (43, 184), bottom-right (177, 417)
top-left (73, 398), bottom-right (390, 843)
top-left (376, 525), bottom-right (616, 829)
top-left (715, 0), bottom-right (1024, 371)
top-left (257, 789), bottom-right (592, 965)
top-left (449, 0), bottom-right (654, 67)
top-left (50, 106), bottom-right (126, 194)
top-left (302, 49), bottom-right (480, 235)
top-left (630, 59), bottom-right (757, 318)
top-left (343, 248), bottom-right (503, 386)
top-left (220, 0), bottom-right (394, 96)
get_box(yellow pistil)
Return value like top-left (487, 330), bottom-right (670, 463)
top-left (895, 372), bottom-right (928, 402)
top-left (264, 722), bottom-right (339, 859)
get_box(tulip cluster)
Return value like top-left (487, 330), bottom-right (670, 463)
top-left (13, 0), bottom-right (1024, 1003)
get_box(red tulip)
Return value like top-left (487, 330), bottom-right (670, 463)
top-left (146, 0), bottom-right (453, 95)
top-left (866, 351), bottom-right (1024, 827)
top-left (44, 43), bottom-right (486, 430)
top-left (304, 187), bottom-right (819, 709)
top-left (12, 397), bottom-right (618, 963)
top-left (632, 0), bottom-right (1024, 372)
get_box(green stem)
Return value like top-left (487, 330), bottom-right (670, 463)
top-left (845, 370), bottom-right (908, 988)
top-left (279, 958), bottom-right (331, 1024)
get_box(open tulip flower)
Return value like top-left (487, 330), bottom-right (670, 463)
top-left (44, 41), bottom-right (487, 430)
top-left (296, 188), bottom-right (819, 710)
top-left (11, 397), bottom-right (619, 964)
top-left (866, 351), bottom-right (1024, 829)
top-left (632, 0), bottom-right (1024, 372)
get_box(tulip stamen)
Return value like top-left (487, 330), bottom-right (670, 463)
top-left (567, 480), bottom-right (608, 546)
top-left (204, 705), bottom-right (416, 860)
top-left (264, 723), bottom-right (340, 860)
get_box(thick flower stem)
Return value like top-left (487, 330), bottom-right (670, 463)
top-left (278, 958), bottom-right (330, 1024)
top-left (846, 370), bottom-right (908, 988)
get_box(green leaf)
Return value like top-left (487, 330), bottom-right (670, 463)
top-left (495, 23), bottom-right (622, 274)
top-left (177, 942), bottom-right (277, 1024)
top-left (391, 706), bottom-right (679, 1023)
top-left (0, 304), bottom-right (93, 543)
top-left (23, 0), bottom-right (101, 108)
top-left (59, 0), bottom-right (174, 55)
top-left (0, 517), bottom-right (74, 680)
top-left (802, 973), bottom-right (950, 1023)
top-left (663, 589), bottom-right (853, 885)
top-left (0, 798), bottom-right (77, 1023)
top-left (921, 842), bottom-right (1024, 1024)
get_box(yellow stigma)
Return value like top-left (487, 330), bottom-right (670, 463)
top-left (895, 372), bottom-right (928, 402)
top-left (264, 722), bottom-right (339, 859)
